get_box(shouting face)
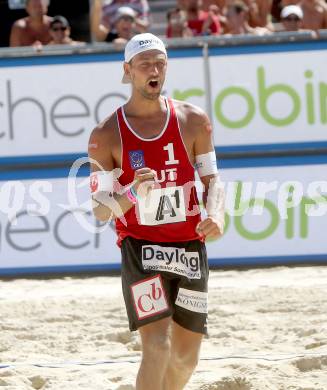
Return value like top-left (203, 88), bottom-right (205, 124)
top-left (124, 50), bottom-right (168, 100)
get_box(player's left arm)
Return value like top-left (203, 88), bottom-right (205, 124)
top-left (193, 111), bottom-right (225, 240)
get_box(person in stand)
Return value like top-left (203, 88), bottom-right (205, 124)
top-left (105, 7), bottom-right (137, 46)
top-left (224, 1), bottom-right (270, 35)
top-left (48, 15), bottom-right (84, 46)
top-left (90, 0), bottom-right (149, 42)
top-left (300, 0), bottom-right (327, 31)
top-left (178, 0), bottom-right (222, 35)
top-left (280, 5), bottom-right (304, 31)
top-left (10, 0), bottom-right (52, 47)
top-left (166, 8), bottom-right (193, 38)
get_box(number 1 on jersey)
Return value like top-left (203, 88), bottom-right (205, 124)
top-left (163, 143), bottom-right (179, 165)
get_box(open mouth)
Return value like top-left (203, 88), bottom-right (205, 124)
top-left (148, 80), bottom-right (159, 88)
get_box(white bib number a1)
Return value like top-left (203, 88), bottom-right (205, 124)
top-left (138, 186), bottom-right (186, 226)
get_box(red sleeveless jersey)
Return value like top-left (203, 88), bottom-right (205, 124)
top-left (115, 97), bottom-right (201, 246)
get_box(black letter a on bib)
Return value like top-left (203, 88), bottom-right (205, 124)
top-left (156, 195), bottom-right (176, 221)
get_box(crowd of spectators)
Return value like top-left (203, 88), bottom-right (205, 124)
top-left (9, 0), bottom-right (85, 49)
top-left (165, 0), bottom-right (327, 37)
top-left (2, 0), bottom-right (327, 50)
top-left (90, 0), bottom-right (327, 42)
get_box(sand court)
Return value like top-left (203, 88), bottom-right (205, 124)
top-left (1, 265), bottom-right (327, 389)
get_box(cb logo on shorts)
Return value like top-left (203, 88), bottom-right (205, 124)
top-left (131, 275), bottom-right (169, 320)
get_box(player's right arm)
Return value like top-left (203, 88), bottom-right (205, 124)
top-left (88, 123), bottom-right (156, 222)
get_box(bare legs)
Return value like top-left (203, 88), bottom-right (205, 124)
top-left (136, 317), bottom-right (171, 390)
top-left (136, 318), bottom-right (203, 390)
top-left (163, 322), bottom-right (203, 390)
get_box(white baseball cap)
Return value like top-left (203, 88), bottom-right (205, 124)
top-left (281, 5), bottom-right (303, 20)
top-left (122, 33), bottom-right (167, 83)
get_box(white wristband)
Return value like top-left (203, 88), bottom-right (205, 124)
top-left (90, 169), bottom-right (124, 217)
top-left (90, 171), bottom-right (115, 195)
top-left (195, 151), bottom-right (218, 177)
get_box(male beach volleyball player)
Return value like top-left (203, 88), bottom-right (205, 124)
top-left (88, 33), bottom-right (225, 390)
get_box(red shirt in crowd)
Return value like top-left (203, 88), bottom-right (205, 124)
top-left (167, 11), bottom-right (221, 37)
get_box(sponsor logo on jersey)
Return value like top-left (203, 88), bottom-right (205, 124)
top-left (142, 245), bottom-right (201, 279)
top-left (131, 275), bottom-right (169, 320)
top-left (175, 288), bottom-right (208, 314)
top-left (129, 150), bottom-right (145, 170)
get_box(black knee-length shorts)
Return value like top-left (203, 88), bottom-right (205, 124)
top-left (121, 236), bottom-right (209, 335)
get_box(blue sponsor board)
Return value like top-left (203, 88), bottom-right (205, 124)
top-left (1, 40), bottom-right (327, 167)
top-left (0, 153), bottom-right (326, 276)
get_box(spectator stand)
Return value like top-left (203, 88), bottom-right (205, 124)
top-left (148, 0), bottom-right (177, 37)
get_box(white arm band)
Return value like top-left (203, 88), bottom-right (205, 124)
top-left (195, 151), bottom-right (218, 177)
top-left (206, 175), bottom-right (225, 232)
top-left (90, 170), bottom-right (124, 217)
top-left (90, 171), bottom-right (115, 195)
